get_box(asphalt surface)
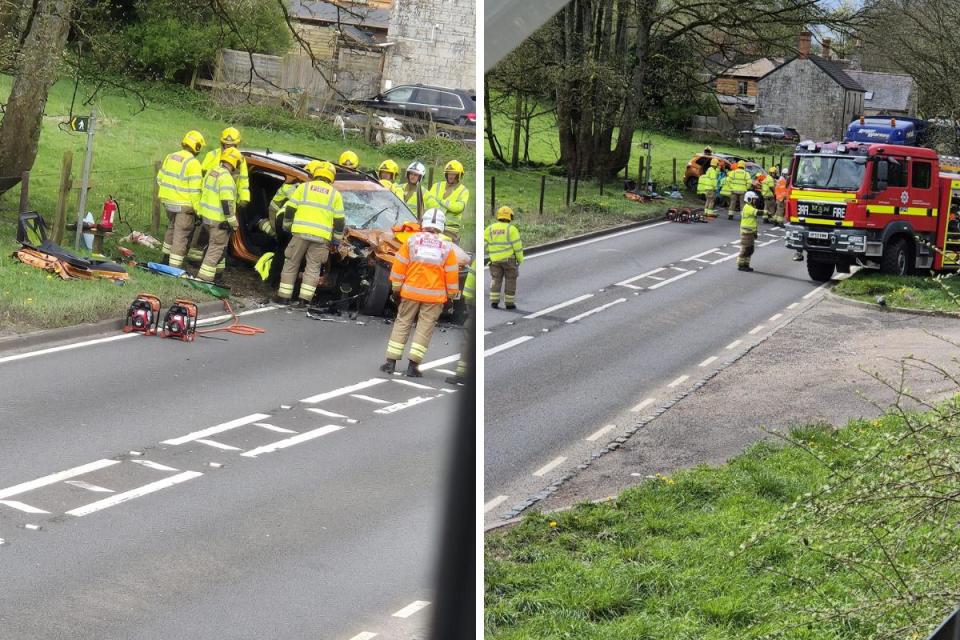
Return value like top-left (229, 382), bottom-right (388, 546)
top-left (0, 305), bottom-right (468, 639)
top-left (483, 214), bottom-right (825, 523)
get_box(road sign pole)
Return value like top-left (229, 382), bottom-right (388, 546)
top-left (74, 111), bottom-right (96, 250)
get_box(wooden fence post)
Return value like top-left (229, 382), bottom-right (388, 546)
top-left (539, 175), bottom-right (546, 215)
top-left (151, 160), bottom-right (162, 235)
top-left (53, 151), bottom-right (73, 243)
top-left (565, 174), bottom-right (571, 207)
top-left (672, 158), bottom-right (677, 187)
top-left (18, 171), bottom-right (29, 214)
top-left (573, 173), bottom-right (579, 203)
top-left (638, 158), bottom-right (644, 187)
top-left (428, 167), bottom-right (435, 187)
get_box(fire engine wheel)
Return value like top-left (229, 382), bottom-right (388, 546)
top-left (880, 237), bottom-right (912, 276)
top-left (360, 262), bottom-right (392, 316)
top-left (806, 256), bottom-right (835, 282)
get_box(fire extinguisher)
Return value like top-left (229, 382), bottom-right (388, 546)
top-left (100, 196), bottom-right (118, 231)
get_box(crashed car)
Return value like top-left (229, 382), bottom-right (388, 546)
top-left (224, 150), bottom-right (471, 322)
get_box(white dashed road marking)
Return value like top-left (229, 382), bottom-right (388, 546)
top-left (769, 313), bottom-right (783, 322)
top-left (254, 422), bottom-right (298, 434)
top-left (392, 600), bottom-right (431, 618)
top-left (64, 480), bottom-right (114, 493)
top-left (726, 339), bottom-right (742, 350)
top-left (566, 298), bottom-right (627, 324)
top-left (305, 408), bottom-right (348, 419)
top-left (667, 374), bottom-right (689, 388)
top-left (162, 414), bottom-right (271, 446)
top-left (788, 302), bottom-right (800, 310)
top-left (804, 283), bottom-right (829, 299)
top-left (532, 456), bottom-right (567, 477)
top-left (349, 633), bottom-right (378, 640)
top-left (375, 395), bottom-right (438, 415)
top-left (484, 336), bottom-right (534, 357)
top-left (350, 394), bottom-right (392, 405)
top-left (748, 325), bottom-right (765, 335)
top-left (523, 294), bottom-right (594, 319)
top-left (699, 356), bottom-right (718, 367)
top-left (196, 439), bottom-right (242, 451)
top-left (0, 500), bottom-right (49, 514)
top-left (66, 471), bottom-right (204, 517)
top-left (586, 425), bottom-right (616, 442)
top-left (647, 269), bottom-right (695, 290)
top-left (131, 460), bottom-right (179, 472)
top-left (241, 425), bottom-right (343, 458)
top-left (0, 459), bottom-right (119, 500)
top-left (392, 379), bottom-right (435, 391)
top-left (484, 495), bottom-right (509, 513)
top-left (300, 379), bottom-right (386, 404)
top-left (631, 398), bottom-right (656, 413)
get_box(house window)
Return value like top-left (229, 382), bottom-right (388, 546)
top-left (737, 81), bottom-right (748, 96)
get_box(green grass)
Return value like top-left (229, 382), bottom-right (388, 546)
top-left (485, 95), bottom-right (792, 245)
top-left (486, 402), bottom-right (960, 639)
top-left (0, 75), bottom-right (476, 331)
top-left (834, 270), bottom-right (960, 313)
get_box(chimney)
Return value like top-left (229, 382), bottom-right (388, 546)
top-left (822, 37), bottom-right (832, 60)
top-left (799, 31), bottom-right (812, 58)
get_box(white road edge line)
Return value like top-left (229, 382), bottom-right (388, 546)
top-left (162, 413), bottom-right (271, 446)
top-left (67, 471), bottom-right (203, 517)
top-left (0, 500), bottom-right (49, 514)
top-left (648, 270), bottom-right (696, 290)
top-left (0, 459), bottom-right (120, 500)
top-left (726, 339), bottom-right (742, 350)
top-left (586, 424), bottom-right (617, 442)
top-left (667, 374), bottom-right (689, 388)
top-left (392, 600), bottom-right (432, 619)
top-left (301, 378), bottom-right (386, 404)
top-left (484, 495), bottom-right (509, 513)
top-left (787, 302), bottom-right (800, 310)
top-left (484, 336), bottom-right (534, 357)
top-left (748, 325), bottom-right (765, 335)
top-left (241, 425), bottom-right (343, 458)
top-left (631, 398), bottom-right (656, 413)
top-left (532, 456), bottom-right (567, 477)
top-left (699, 355), bottom-right (719, 367)
top-left (566, 298), bottom-right (627, 324)
top-left (523, 294), bottom-right (595, 319)
top-left (804, 283), bottom-right (830, 299)
top-left (348, 633), bottom-right (378, 640)
top-left (510, 221), bottom-right (672, 262)
top-left (769, 313), bottom-right (783, 322)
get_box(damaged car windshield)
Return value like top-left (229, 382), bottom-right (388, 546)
top-left (792, 155), bottom-right (865, 191)
top-left (342, 189), bottom-right (415, 230)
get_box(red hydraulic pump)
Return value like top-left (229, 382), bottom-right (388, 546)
top-left (100, 196), bottom-right (118, 231)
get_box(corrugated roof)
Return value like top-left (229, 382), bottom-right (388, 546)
top-left (846, 70), bottom-right (915, 112)
top-left (290, 1), bottom-right (390, 29)
top-left (759, 55), bottom-right (865, 92)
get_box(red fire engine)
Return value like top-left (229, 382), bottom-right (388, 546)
top-left (784, 140), bottom-right (960, 281)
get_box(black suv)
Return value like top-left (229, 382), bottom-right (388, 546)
top-left (355, 84), bottom-right (476, 131)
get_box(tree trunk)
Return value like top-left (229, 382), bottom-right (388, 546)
top-left (484, 76), bottom-right (508, 165)
top-left (510, 90), bottom-right (522, 168)
top-left (0, 0), bottom-right (72, 195)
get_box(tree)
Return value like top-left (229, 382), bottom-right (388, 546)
top-left (0, 0), bottom-right (73, 193)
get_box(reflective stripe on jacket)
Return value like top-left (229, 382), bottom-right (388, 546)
top-left (199, 167), bottom-right (237, 225)
top-left (157, 150), bottom-right (202, 211)
top-left (202, 148), bottom-right (250, 203)
top-left (740, 203), bottom-right (758, 233)
top-left (697, 167), bottom-right (718, 195)
top-left (484, 221), bottom-right (523, 263)
top-left (389, 232), bottom-right (459, 303)
top-left (727, 168), bottom-right (751, 193)
top-left (428, 181), bottom-right (469, 233)
top-left (288, 180), bottom-right (345, 243)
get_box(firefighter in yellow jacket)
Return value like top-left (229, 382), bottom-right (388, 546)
top-left (201, 127), bottom-right (250, 203)
top-left (726, 160), bottom-right (751, 220)
top-left (275, 160), bottom-right (345, 307)
top-left (378, 159), bottom-right (405, 199)
top-left (401, 161), bottom-right (437, 216)
top-left (697, 158), bottom-right (720, 218)
top-left (737, 191), bottom-right (760, 272)
top-left (157, 130), bottom-right (205, 268)
top-left (196, 147), bottom-right (243, 283)
top-left (427, 160), bottom-right (470, 243)
top-left (485, 206), bottom-right (524, 309)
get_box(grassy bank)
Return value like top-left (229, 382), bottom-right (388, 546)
top-left (486, 399), bottom-right (960, 638)
top-left (0, 76), bottom-right (474, 332)
top-left (834, 270), bottom-right (960, 313)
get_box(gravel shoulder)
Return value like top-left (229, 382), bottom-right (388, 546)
top-left (539, 295), bottom-right (960, 511)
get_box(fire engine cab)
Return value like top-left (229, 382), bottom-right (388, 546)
top-left (784, 140), bottom-right (960, 281)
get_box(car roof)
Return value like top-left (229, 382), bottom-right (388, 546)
top-left (242, 149), bottom-right (386, 186)
top-left (389, 83), bottom-right (475, 96)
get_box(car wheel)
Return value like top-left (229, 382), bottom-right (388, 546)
top-left (437, 128), bottom-right (456, 140)
top-left (361, 262), bottom-right (392, 316)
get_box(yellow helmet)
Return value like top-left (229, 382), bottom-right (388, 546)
top-left (378, 159), bottom-right (400, 177)
top-left (737, 160), bottom-right (746, 169)
top-left (710, 158), bottom-right (720, 167)
top-left (312, 160), bottom-right (336, 183)
top-left (338, 150), bottom-right (360, 168)
top-left (444, 160), bottom-right (465, 177)
top-left (496, 205), bottom-right (514, 221)
top-left (304, 159), bottom-right (323, 177)
top-left (220, 146), bottom-right (243, 170)
top-left (220, 127), bottom-right (241, 145)
top-left (182, 130), bottom-right (205, 154)
top-left (768, 166), bottom-right (778, 174)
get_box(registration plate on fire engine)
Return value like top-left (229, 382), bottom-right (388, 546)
top-left (797, 202), bottom-right (846, 220)
top-left (807, 231), bottom-right (830, 240)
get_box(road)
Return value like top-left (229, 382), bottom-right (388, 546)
top-left (483, 215), bottom-right (827, 524)
top-left (0, 305), bottom-right (467, 639)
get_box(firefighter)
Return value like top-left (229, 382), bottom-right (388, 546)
top-left (737, 191), bottom-right (760, 272)
top-left (201, 127), bottom-right (250, 204)
top-left (401, 161), bottom-right (434, 215)
top-left (157, 130), bottom-right (205, 268)
top-left (274, 160), bottom-right (345, 307)
top-left (261, 159), bottom-right (323, 238)
top-left (339, 150), bottom-right (360, 170)
top-left (485, 205), bottom-right (524, 309)
top-left (757, 174), bottom-right (774, 222)
top-left (380, 208), bottom-right (460, 378)
top-left (446, 259), bottom-right (475, 386)
top-left (196, 147), bottom-right (243, 283)
top-left (727, 161), bottom-right (750, 220)
top-left (378, 159), bottom-right (404, 198)
top-left (697, 158), bottom-right (720, 218)
top-left (428, 160), bottom-right (470, 243)
top-left (771, 167), bottom-right (787, 227)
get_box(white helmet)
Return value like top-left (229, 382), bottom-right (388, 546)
top-left (422, 208), bottom-right (446, 232)
top-left (406, 161), bottom-right (426, 177)
top-left (744, 190), bottom-right (758, 203)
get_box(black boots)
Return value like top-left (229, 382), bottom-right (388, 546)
top-left (738, 265), bottom-right (754, 272)
top-left (380, 359), bottom-right (397, 374)
top-left (445, 374), bottom-right (467, 386)
top-left (405, 361), bottom-right (423, 378)
top-left (491, 301), bottom-right (500, 309)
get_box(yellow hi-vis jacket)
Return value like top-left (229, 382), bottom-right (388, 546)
top-left (760, 176), bottom-right (775, 199)
top-left (286, 180), bottom-right (345, 243)
top-left (428, 180), bottom-right (470, 235)
top-left (697, 167), bottom-right (718, 195)
top-left (199, 166), bottom-right (238, 228)
top-left (463, 259), bottom-right (476, 304)
top-left (157, 149), bottom-right (202, 211)
top-left (727, 168), bottom-right (751, 193)
top-left (484, 221), bottom-right (524, 263)
top-left (740, 203), bottom-right (759, 233)
top-left (402, 183), bottom-right (438, 214)
top-left (202, 148), bottom-right (250, 203)
top-left (380, 178), bottom-right (405, 199)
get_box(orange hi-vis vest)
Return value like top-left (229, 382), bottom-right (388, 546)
top-left (389, 232), bottom-right (459, 304)
top-left (775, 176), bottom-right (788, 202)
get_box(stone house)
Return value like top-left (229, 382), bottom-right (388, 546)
top-left (756, 32), bottom-right (865, 141)
top-left (845, 70), bottom-right (917, 117)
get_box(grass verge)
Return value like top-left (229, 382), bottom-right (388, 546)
top-left (486, 399), bottom-right (960, 639)
top-left (833, 270), bottom-right (960, 314)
